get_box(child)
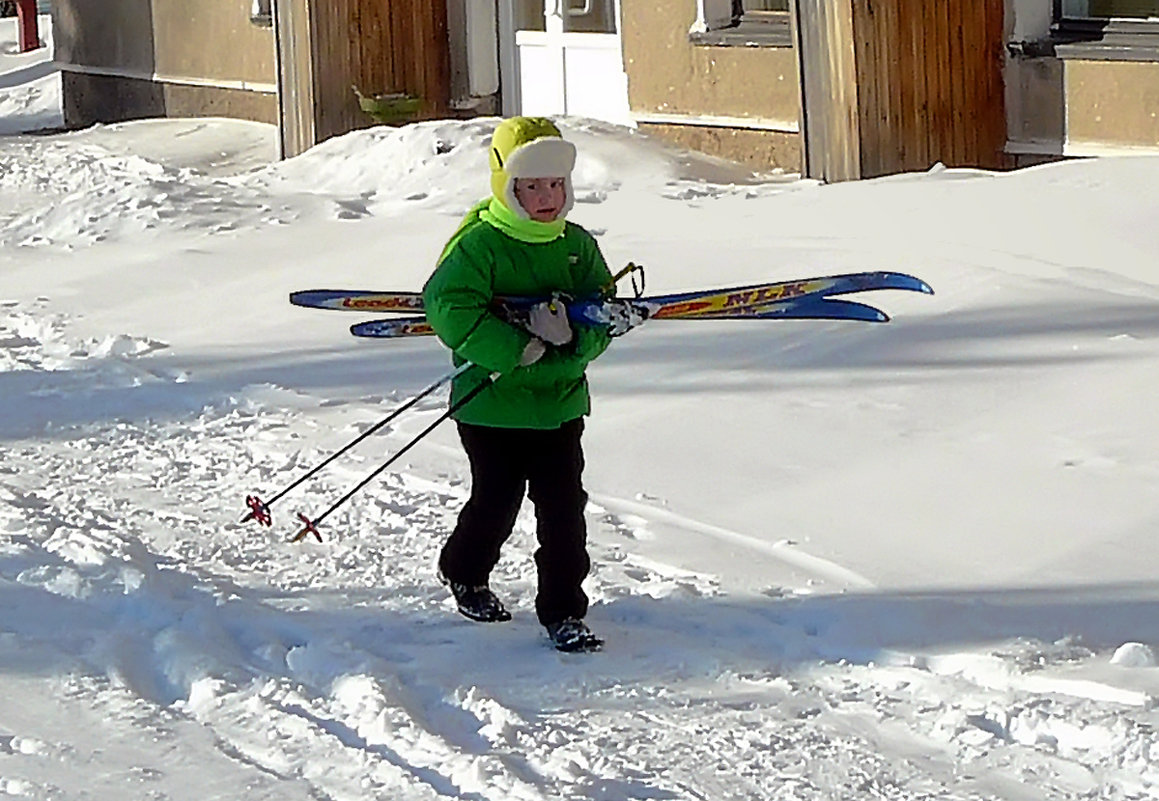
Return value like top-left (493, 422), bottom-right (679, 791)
top-left (422, 117), bottom-right (613, 652)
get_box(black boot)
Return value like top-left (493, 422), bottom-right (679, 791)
top-left (545, 618), bottom-right (602, 652)
top-left (440, 572), bottom-right (511, 623)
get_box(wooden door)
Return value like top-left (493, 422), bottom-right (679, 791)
top-left (277, 0), bottom-right (451, 155)
top-left (851, 0), bottom-right (1008, 177)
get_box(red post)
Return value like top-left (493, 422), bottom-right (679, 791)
top-left (16, 0), bottom-right (40, 53)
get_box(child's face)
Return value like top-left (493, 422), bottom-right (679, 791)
top-left (513, 177), bottom-right (567, 222)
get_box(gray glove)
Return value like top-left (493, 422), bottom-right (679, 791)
top-left (519, 337), bottom-right (547, 366)
top-left (525, 299), bottom-right (573, 346)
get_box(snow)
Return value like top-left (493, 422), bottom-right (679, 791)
top-left (0, 14), bottom-right (59, 135)
top-left (3, 16), bottom-right (1159, 801)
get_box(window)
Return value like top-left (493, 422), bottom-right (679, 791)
top-left (1059, 0), bottom-right (1159, 18)
top-left (691, 0), bottom-right (792, 47)
top-left (740, 0), bottom-right (791, 21)
top-left (250, 0), bottom-right (272, 27)
top-left (1049, 0), bottom-right (1159, 59)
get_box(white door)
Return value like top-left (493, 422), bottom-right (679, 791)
top-left (499, 0), bottom-right (631, 125)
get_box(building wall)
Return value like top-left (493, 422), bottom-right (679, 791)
top-left (619, 0), bottom-right (802, 171)
top-left (637, 122), bottom-right (802, 172)
top-left (52, 0), bottom-right (156, 74)
top-left (151, 0), bottom-right (276, 87)
top-left (53, 0), bottom-right (276, 127)
top-left (62, 73), bottom-right (278, 128)
top-left (1009, 55), bottom-right (1159, 156)
top-left (1066, 60), bottom-right (1159, 150)
top-left (1006, 0), bottom-right (1159, 157)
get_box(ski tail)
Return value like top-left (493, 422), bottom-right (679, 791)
top-left (290, 290), bottom-right (425, 313)
top-left (350, 317), bottom-right (435, 338)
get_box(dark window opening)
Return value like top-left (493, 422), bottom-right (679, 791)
top-left (692, 0), bottom-right (793, 47)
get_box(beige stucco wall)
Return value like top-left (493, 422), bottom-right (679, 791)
top-left (1066, 60), bottom-right (1159, 149)
top-left (1006, 0), bottom-right (1159, 154)
top-left (1008, 55), bottom-right (1159, 153)
top-left (619, 0), bottom-right (802, 170)
top-left (53, 0), bottom-right (276, 128)
top-left (151, 0), bottom-right (276, 85)
top-left (638, 122), bottom-right (801, 172)
top-left (53, 0), bottom-right (157, 74)
top-left (621, 0), bottom-right (798, 121)
top-left (55, 0), bottom-right (275, 84)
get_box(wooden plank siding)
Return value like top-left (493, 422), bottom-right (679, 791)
top-left (849, 0), bottom-right (1008, 178)
top-left (852, 0), bottom-right (878, 176)
top-left (306, 0), bottom-right (451, 143)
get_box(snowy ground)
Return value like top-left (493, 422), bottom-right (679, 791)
top-left (0, 13), bottom-right (58, 135)
top-left (3, 15), bottom-right (1159, 801)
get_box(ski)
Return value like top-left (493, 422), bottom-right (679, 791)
top-left (290, 289), bottom-right (426, 313)
top-left (611, 271), bottom-right (931, 321)
top-left (289, 270), bottom-right (933, 320)
top-left (351, 317), bottom-right (436, 338)
top-left (347, 296), bottom-right (893, 338)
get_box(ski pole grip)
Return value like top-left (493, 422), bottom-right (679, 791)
top-left (603, 262), bottom-right (643, 296)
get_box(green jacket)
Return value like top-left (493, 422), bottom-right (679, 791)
top-left (422, 215), bottom-right (613, 429)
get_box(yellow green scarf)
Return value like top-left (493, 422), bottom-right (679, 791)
top-left (439, 197), bottom-right (566, 263)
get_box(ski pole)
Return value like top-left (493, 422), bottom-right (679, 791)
top-left (241, 362), bottom-right (474, 527)
top-left (290, 370), bottom-right (498, 543)
top-left (602, 262), bottom-right (644, 296)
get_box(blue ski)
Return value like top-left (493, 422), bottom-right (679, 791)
top-left (347, 295), bottom-right (898, 338)
top-left (289, 271), bottom-right (933, 322)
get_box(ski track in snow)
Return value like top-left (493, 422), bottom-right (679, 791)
top-left (590, 492), bottom-right (877, 592)
top-left (1, 300), bottom-right (1157, 800)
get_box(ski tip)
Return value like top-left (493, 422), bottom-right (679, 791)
top-left (856, 308), bottom-right (890, 323)
top-left (836, 302), bottom-right (889, 323)
top-left (878, 272), bottom-right (935, 295)
top-left (791, 298), bottom-right (891, 323)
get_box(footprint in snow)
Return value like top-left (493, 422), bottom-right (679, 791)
top-left (600, 511), bottom-right (654, 541)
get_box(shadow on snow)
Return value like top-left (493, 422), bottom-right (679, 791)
top-left (4, 297), bottom-right (1158, 441)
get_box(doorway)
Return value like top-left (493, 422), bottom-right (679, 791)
top-left (498, 0), bottom-right (631, 124)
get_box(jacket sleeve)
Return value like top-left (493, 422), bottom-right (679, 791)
top-left (570, 227), bottom-right (615, 366)
top-left (422, 240), bottom-right (532, 375)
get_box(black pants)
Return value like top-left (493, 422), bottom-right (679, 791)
top-left (438, 418), bottom-right (590, 626)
